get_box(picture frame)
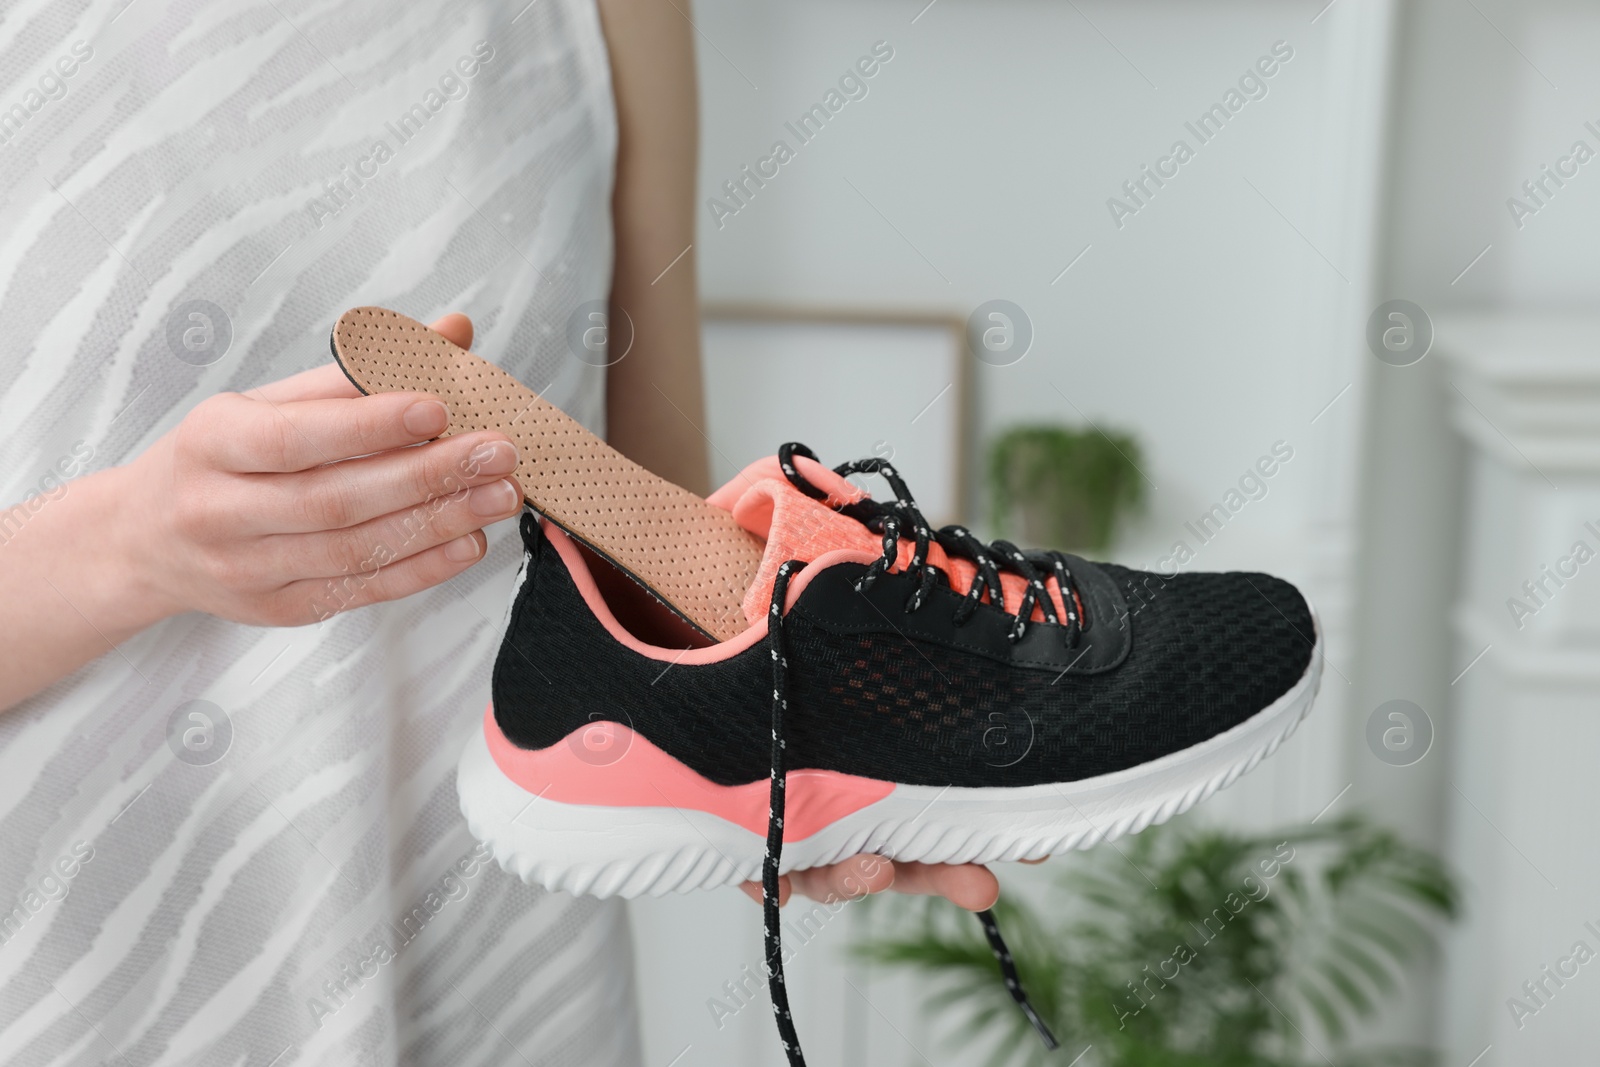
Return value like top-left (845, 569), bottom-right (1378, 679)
top-left (699, 304), bottom-right (970, 524)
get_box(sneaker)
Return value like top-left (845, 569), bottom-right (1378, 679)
top-left (463, 445), bottom-right (1320, 1059)
top-left (332, 310), bottom-right (1322, 1065)
top-left (462, 440), bottom-right (1319, 889)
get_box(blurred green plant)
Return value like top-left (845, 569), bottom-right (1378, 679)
top-left (988, 425), bottom-right (1145, 553)
top-left (854, 815), bottom-right (1459, 1067)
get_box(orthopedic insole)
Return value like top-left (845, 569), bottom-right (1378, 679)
top-left (329, 306), bottom-right (763, 642)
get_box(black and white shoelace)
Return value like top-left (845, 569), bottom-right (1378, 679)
top-left (762, 561), bottom-right (1059, 1067)
top-left (776, 442), bottom-right (1084, 650)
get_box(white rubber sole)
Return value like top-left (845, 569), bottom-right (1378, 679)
top-left (460, 615), bottom-right (1323, 899)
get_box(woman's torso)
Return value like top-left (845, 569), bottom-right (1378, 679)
top-left (0, 1), bottom-right (636, 1063)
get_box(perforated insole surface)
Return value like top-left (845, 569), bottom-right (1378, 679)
top-left (330, 306), bottom-right (763, 642)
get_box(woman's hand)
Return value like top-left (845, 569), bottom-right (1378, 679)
top-left (0, 314), bottom-right (520, 710)
top-left (741, 856), bottom-right (1010, 911)
top-left (121, 313), bottom-right (522, 627)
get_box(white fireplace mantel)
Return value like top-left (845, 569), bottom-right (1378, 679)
top-left (1437, 313), bottom-right (1600, 1062)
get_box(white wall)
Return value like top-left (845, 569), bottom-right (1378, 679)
top-left (632, 2), bottom-right (1399, 1064)
top-left (693, 1), bottom-right (1352, 574)
top-left (1364, 1), bottom-right (1600, 1062)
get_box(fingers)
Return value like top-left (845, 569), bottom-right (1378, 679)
top-left (787, 854), bottom-right (896, 904)
top-left (737, 854), bottom-right (897, 908)
top-left (738, 879), bottom-right (780, 907)
top-left (238, 311), bottom-right (471, 408)
top-left (202, 310), bottom-right (471, 472)
top-left (248, 363), bottom-right (364, 404)
top-left (887, 862), bottom-right (1001, 911)
top-left (193, 390), bottom-right (452, 473)
top-left (277, 529), bottom-right (490, 625)
top-left (257, 431), bottom-right (519, 534)
top-left (739, 857), bottom-right (1000, 911)
top-left (262, 472), bottom-right (521, 579)
top-left (429, 312), bottom-right (473, 350)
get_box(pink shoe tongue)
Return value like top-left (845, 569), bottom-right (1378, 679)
top-left (706, 454), bottom-right (1070, 630)
top-left (706, 456), bottom-right (881, 626)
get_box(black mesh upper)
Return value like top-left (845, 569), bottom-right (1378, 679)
top-left (492, 522), bottom-right (1316, 788)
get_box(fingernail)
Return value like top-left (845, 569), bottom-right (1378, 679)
top-left (403, 400), bottom-right (449, 437)
top-left (444, 534), bottom-right (481, 562)
top-left (468, 478), bottom-right (519, 517)
top-left (469, 440), bottom-right (519, 476)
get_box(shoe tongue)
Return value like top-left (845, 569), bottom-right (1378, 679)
top-left (707, 456), bottom-right (882, 626)
top-left (708, 454), bottom-right (1071, 630)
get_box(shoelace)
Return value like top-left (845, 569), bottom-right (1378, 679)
top-left (778, 443), bottom-right (1084, 648)
top-left (760, 445), bottom-right (1064, 1067)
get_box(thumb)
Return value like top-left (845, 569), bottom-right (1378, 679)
top-left (429, 312), bottom-right (474, 351)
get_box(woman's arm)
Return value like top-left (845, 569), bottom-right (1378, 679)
top-left (596, 0), bottom-right (710, 496)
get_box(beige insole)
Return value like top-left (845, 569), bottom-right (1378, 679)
top-left (329, 306), bottom-right (763, 642)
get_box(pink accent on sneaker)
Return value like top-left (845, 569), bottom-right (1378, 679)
top-left (709, 458), bottom-right (1076, 628)
top-left (482, 704), bottom-right (896, 842)
top-left (545, 524), bottom-right (876, 663)
top-left (706, 455), bottom-right (868, 513)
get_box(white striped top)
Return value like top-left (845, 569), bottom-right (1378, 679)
top-left (0, 0), bottom-right (637, 1063)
